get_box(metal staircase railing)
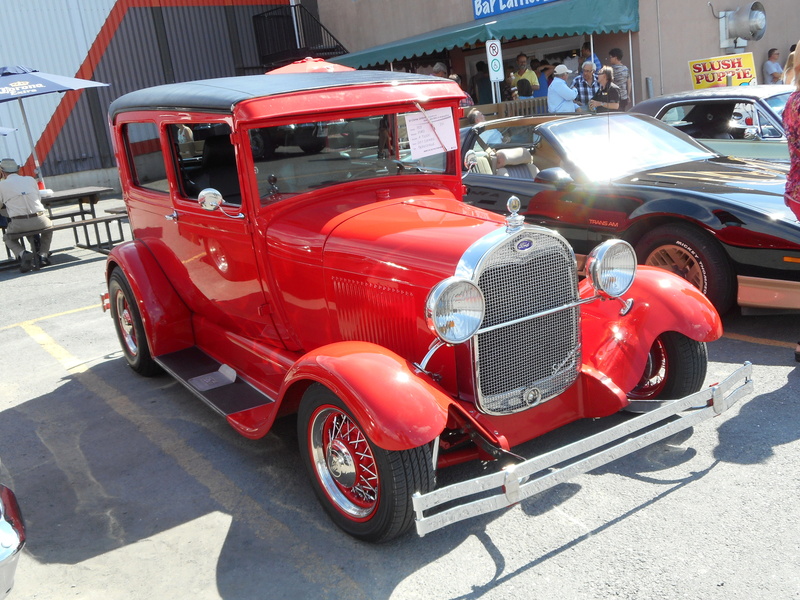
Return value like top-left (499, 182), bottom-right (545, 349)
top-left (253, 5), bottom-right (348, 70)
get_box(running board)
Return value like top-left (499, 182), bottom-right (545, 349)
top-left (413, 362), bottom-right (754, 536)
top-left (155, 347), bottom-right (275, 417)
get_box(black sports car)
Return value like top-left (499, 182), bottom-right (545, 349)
top-left (460, 112), bottom-right (800, 314)
top-left (630, 85), bottom-right (793, 161)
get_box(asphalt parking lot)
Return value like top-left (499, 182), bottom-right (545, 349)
top-left (1, 218), bottom-right (799, 600)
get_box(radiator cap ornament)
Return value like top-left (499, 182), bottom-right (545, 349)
top-left (506, 195), bottom-right (524, 230)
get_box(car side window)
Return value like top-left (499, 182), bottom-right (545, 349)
top-left (124, 122), bottom-right (168, 193)
top-left (756, 108), bottom-right (783, 139)
top-left (168, 123), bottom-right (242, 205)
top-left (661, 105), bottom-right (691, 126)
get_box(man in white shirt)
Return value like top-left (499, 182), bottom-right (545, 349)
top-left (0, 158), bottom-right (53, 272)
top-left (547, 64), bottom-right (579, 113)
top-left (763, 48), bottom-right (783, 84)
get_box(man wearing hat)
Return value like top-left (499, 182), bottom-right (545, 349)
top-left (0, 158), bottom-right (53, 272)
top-left (547, 64), bottom-right (579, 113)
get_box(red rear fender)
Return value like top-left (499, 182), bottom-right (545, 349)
top-left (106, 242), bottom-right (194, 357)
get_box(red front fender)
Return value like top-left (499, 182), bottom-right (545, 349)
top-left (282, 342), bottom-right (452, 452)
top-left (580, 266), bottom-right (723, 394)
top-left (106, 241), bottom-right (193, 357)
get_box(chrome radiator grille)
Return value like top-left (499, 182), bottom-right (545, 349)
top-left (473, 229), bottom-right (581, 415)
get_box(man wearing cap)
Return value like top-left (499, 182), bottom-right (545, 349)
top-left (547, 64), bottom-right (579, 113)
top-left (0, 158), bottom-right (53, 272)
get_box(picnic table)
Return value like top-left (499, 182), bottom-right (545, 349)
top-left (1, 186), bottom-right (128, 269)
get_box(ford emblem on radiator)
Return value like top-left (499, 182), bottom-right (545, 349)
top-left (515, 238), bottom-right (533, 252)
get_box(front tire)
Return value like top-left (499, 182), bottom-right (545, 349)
top-left (298, 385), bottom-right (435, 542)
top-left (628, 332), bottom-right (708, 401)
top-left (635, 224), bottom-right (735, 313)
top-left (108, 267), bottom-right (161, 376)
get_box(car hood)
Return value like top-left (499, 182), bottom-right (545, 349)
top-left (324, 197), bottom-right (504, 288)
top-left (615, 156), bottom-right (797, 222)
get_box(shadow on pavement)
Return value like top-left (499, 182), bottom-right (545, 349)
top-left (0, 352), bottom-right (763, 600)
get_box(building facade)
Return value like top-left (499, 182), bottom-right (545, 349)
top-left (323, 0), bottom-right (799, 104)
top-left (0, 0), bottom-right (796, 185)
top-left (0, 0), bottom-right (327, 187)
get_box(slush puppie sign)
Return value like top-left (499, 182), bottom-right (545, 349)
top-left (688, 52), bottom-right (757, 89)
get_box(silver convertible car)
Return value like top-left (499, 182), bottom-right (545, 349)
top-left (631, 85), bottom-right (793, 161)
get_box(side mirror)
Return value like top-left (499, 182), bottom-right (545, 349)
top-left (198, 188), bottom-right (223, 211)
top-left (534, 167), bottom-right (574, 191)
top-left (743, 127), bottom-right (760, 140)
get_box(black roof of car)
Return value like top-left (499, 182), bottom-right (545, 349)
top-left (633, 84), bottom-right (793, 112)
top-left (109, 71), bottom-right (444, 118)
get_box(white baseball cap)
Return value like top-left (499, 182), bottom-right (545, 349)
top-left (553, 64), bottom-right (572, 75)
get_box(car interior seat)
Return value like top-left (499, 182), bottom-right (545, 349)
top-left (699, 106), bottom-right (735, 140)
top-left (194, 135), bottom-right (242, 204)
top-left (465, 150), bottom-right (494, 175)
top-left (496, 147), bottom-right (540, 179)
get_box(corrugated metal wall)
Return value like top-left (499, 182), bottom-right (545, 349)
top-left (0, 0), bottom-right (286, 178)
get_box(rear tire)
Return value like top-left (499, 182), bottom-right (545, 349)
top-left (298, 385), bottom-right (434, 542)
top-left (108, 268), bottom-right (161, 377)
top-left (628, 332), bottom-right (708, 401)
top-left (635, 224), bottom-right (735, 313)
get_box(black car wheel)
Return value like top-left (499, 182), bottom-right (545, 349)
top-left (298, 384), bottom-right (435, 542)
top-left (108, 268), bottom-right (161, 376)
top-left (628, 332), bottom-right (708, 401)
top-left (635, 224), bottom-right (735, 313)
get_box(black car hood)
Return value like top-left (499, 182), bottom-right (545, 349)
top-left (615, 156), bottom-right (796, 221)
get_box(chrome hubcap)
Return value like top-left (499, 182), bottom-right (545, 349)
top-left (326, 439), bottom-right (357, 488)
top-left (115, 291), bottom-right (138, 356)
top-left (309, 406), bottom-right (378, 519)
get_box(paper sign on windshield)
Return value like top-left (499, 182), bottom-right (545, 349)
top-left (405, 108), bottom-right (458, 160)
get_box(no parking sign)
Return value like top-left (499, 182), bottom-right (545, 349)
top-left (486, 40), bottom-right (504, 82)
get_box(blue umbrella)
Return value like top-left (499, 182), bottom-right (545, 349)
top-left (0, 66), bottom-right (108, 186)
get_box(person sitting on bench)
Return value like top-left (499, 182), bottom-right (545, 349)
top-left (0, 158), bottom-right (53, 273)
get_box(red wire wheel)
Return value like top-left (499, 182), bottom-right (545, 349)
top-left (298, 385), bottom-right (435, 542)
top-left (629, 336), bottom-right (669, 400)
top-left (307, 404), bottom-right (380, 521)
top-left (628, 332), bottom-right (708, 402)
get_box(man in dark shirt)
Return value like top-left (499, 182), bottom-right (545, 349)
top-left (589, 66), bottom-right (621, 113)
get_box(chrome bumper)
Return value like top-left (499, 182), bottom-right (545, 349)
top-left (413, 362), bottom-right (754, 537)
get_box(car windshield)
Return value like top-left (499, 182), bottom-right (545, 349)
top-left (246, 109), bottom-right (455, 200)
top-left (765, 92), bottom-right (791, 118)
top-left (546, 114), bottom-right (716, 180)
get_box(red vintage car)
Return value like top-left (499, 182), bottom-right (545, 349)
top-left (104, 68), bottom-right (752, 541)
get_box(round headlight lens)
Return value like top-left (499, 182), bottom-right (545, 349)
top-left (425, 277), bottom-right (485, 344)
top-left (586, 240), bottom-right (636, 297)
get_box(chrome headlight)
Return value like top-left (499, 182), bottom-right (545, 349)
top-left (425, 277), bottom-right (485, 344)
top-left (585, 240), bottom-right (636, 297)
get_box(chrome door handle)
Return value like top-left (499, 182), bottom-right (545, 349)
top-left (165, 210), bottom-right (179, 221)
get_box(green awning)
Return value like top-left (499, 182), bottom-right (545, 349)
top-left (333, 0), bottom-right (639, 69)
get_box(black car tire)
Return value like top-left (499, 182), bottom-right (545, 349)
top-left (628, 332), bottom-right (708, 401)
top-left (635, 224), bottom-right (735, 313)
top-left (298, 384), bottom-right (435, 542)
top-left (108, 268), bottom-right (162, 377)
